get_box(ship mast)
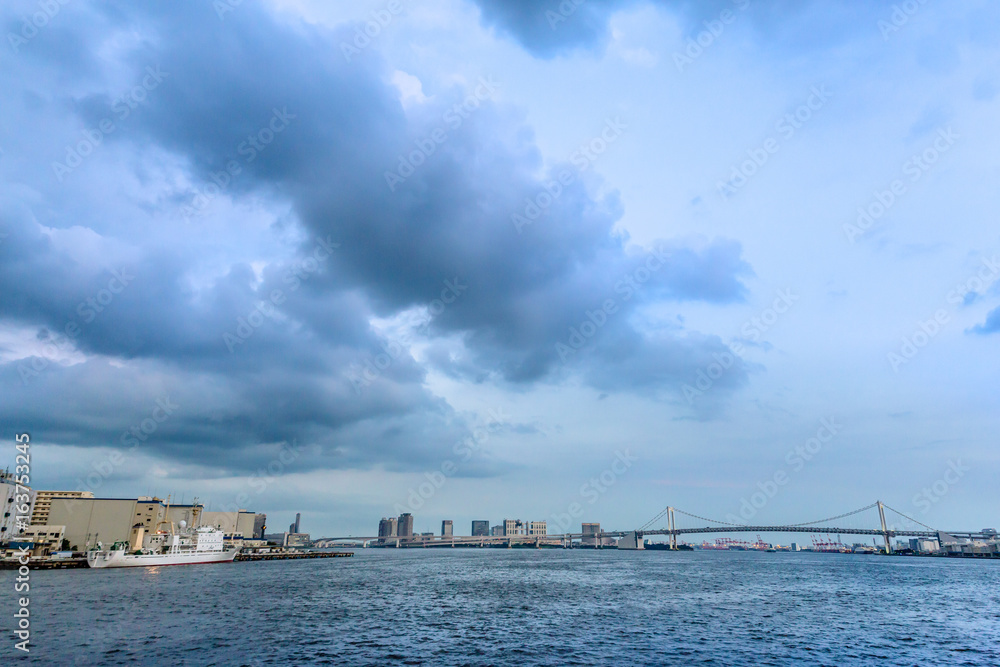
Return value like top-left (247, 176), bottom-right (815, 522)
top-left (154, 494), bottom-right (177, 535)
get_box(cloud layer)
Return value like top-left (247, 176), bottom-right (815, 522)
top-left (0, 0), bottom-right (752, 477)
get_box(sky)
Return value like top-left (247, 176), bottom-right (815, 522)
top-left (1, 0), bottom-right (998, 540)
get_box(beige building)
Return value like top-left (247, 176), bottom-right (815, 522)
top-left (166, 503), bottom-right (203, 529)
top-left (45, 496), bottom-right (261, 550)
top-left (528, 521), bottom-right (547, 536)
top-left (581, 522), bottom-right (601, 547)
top-left (18, 525), bottom-right (66, 556)
top-left (31, 490), bottom-right (95, 525)
top-left (502, 519), bottom-right (525, 536)
top-left (200, 510), bottom-right (258, 538)
top-left (47, 496), bottom-right (171, 550)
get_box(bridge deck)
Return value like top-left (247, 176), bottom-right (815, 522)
top-left (317, 525), bottom-right (990, 544)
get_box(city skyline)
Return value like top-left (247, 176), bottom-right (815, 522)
top-left (3, 2), bottom-right (997, 663)
top-left (2, 0), bottom-right (999, 539)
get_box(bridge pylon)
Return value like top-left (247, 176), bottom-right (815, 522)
top-left (668, 506), bottom-right (677, 549)
top-left (877, 500), bottom-right (892, 554)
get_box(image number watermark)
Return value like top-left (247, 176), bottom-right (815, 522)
top-left (13, 433), bottom-right (32, 653)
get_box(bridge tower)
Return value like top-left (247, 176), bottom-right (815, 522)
top-left (877, 500), bottom-right (892, 554)
top-left (668, 507), bottom-right (677, 549)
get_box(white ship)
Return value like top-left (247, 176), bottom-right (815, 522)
top-left (87, 520), bottom-right (238, 568)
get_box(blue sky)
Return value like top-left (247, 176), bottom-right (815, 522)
top-left (1, 0), bottom-right (998, 538)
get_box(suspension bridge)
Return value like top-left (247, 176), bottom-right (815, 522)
top-left (314, 500), bottom-right (995, 553)
top-left (603, 501), bottom-right (992, 552)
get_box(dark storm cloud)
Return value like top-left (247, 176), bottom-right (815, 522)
top-left (472, 0), bottom-right (620, 58)
top-left (471, 0), bottom-right (888, 58)
top-left (72, 0), bottom-right (753, 381)
top-left (0, 0), bottom-right (754, 474)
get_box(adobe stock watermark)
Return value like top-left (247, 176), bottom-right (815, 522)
top-left (878, 0), bottom-right (930, 41)
top-left (512, 117), bottom-right (627, 234)
top-left (393, 408), bottom-right (508, 514)
top-left (346, 277), bottom-right (467, 392)
top-left (717, 85), bottom-right (832, 200)
top-left (384, 77), bottom-right (500, 192)
top-left (683, 289), bottom-right (798, 403)
top-left (7, 0), bottom-right (71, 54)
top-left (340, 0), bottom-right (406, 62)
top-left (549, 449), bottom-right (638, 533)
top-left (51, 65), bottom-right (168, 182)
top-left (887, 254), bottom-right (999, 372)
top-left (673, 0), bottom-right (751, 72)
top-left (18, 267), bottom-right (135, 384)
top-left (556, 246), bottom-right (669, 363)
top-left (725, 417), bottom-right (842, 523)
top-left (61, 397), bottom-right (179, 504)
top-left (844, 126), bottom-right (958, 243)
top-left (546, 0), bottom-right (585, 30)
top-left (215, 440), bottom-right (303, 516)
top-left (181, 107), bottom-right (296, 221)
top-left (223, 236), bottom-right (339, 352)
top-left (12, 436), bottom-right (32, 654)
top-left (912, 460), bottom-right (968, 514)
top-left (213, 0), bottom-right (247, 20)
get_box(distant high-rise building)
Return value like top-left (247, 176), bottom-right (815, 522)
top-left (582, 523), bottom-right (600, 547)
top-left (441, 520), bottom-right (453, 537)
top-left (397, 513), bottom-right (414, 538)
top-left (288, 512), bottom-right (301, 534)
top-left (378, 517), bottom-right (400, 540)
top-left (490, 525), bottom-right (503, 536)
top-left (471, 520), bottom-right (489, 537)
top-left (253, 514), bottom-right (267, 539)
top-left (528, 521), bottom-right (546, 536)
top-left (503, 519), bottom-right (525, 536)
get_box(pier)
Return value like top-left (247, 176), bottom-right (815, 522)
top-left (235, 550), bottom-right (354, 562)
top-left (0, 557), bottom-right (89, 570)
top-left (0, 551), bottom-right (354, 569)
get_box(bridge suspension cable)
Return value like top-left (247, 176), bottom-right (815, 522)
top-left (782, 502), bottom-right (878, 527)
top-left (639, 507), bottom-right (672, 531)
top-left (641, 502), bottom-right (882, 533)
top-left (671, 508), bottom-right (748, 527)
top-left (881, 503), bottom-right (938, 532)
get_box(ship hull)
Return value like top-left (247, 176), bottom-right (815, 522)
top-left (87, 550), bottom-right (238, 568)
